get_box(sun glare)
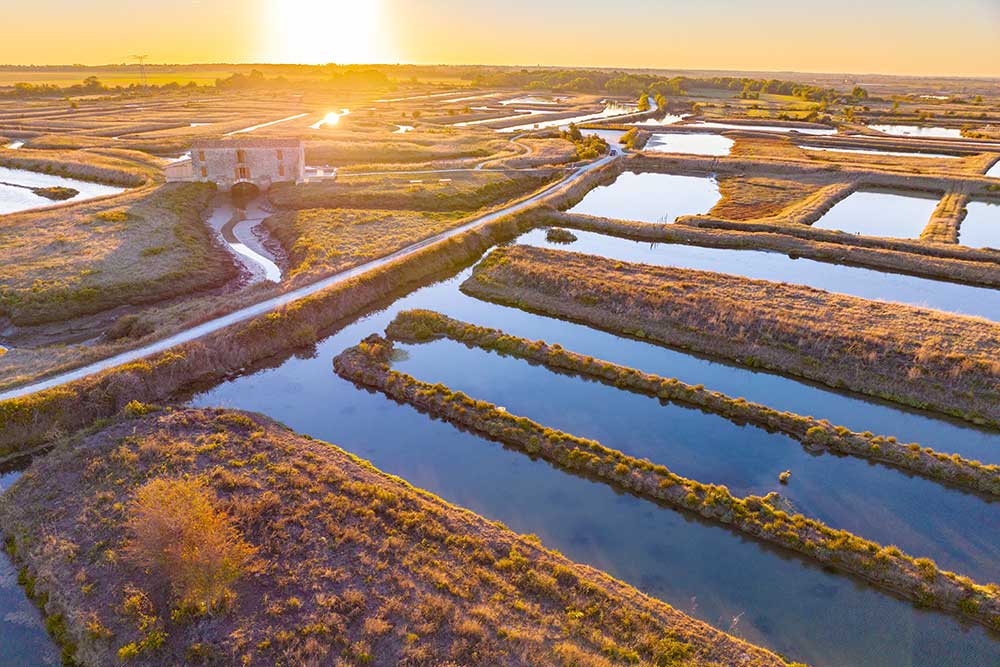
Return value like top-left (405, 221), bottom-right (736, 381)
top-left (265, 0), bottom-right (387, 64)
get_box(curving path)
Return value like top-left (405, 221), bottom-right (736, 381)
top-left (0, 155), bottom-right (617, 401)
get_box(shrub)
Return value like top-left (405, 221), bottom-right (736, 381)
top-left (124, 478), bottom-right (256, 610)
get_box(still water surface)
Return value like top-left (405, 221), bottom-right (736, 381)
top-left (184, 240), bottom-right (1000, 666)
top-left (0, 167), bottom-right (125, 215)
top-left (811, 190), bottom-right (940, 239)
top-left (568, 171), bottom-right (721, 222)
top-left (958, 201), bottom-right (1000, 249)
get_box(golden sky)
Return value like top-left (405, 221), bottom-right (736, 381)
top-left (3, 0), bottom-right (998, 77)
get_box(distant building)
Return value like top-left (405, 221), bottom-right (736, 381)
top-left (166, 139), bottom-right (305, 192)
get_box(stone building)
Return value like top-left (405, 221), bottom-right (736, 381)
top-left (166, 138), bottom-right (305, 192)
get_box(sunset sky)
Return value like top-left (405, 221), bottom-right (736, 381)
top-left (3, 0), bottom-right (999, 77)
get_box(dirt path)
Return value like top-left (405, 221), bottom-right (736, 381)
top-left (0, 154), bottom-right (617, 401)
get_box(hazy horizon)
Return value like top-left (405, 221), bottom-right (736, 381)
top-left (4, 0), bottom-right (999, 78)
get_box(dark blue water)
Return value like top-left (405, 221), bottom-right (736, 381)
top-left (0, 463), bottom-right (58, 667)
top-left (393, 338), bottom-right (1000, 584)
top-left (187, 255), bottom-right (1000, 667)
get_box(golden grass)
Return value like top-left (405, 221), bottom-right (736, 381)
top-left (461, 245), bottom-right (1000, 427)
top-left (0, 408), bottom-right (791, 667)
top-left (264, 208), bottom-right (470, 282)
top-left (0, 183), bottom-right (236, 325)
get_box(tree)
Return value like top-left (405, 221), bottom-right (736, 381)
top-left (851, 85), bottom-right (868, 100)
top-left (637, 93), bottom-right (651, 112)
top-left (654, 93), bottom-right (667, 110)
top-left (125, 478), bottom-right (255, 612)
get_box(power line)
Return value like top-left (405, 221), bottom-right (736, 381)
top-left (132, 54), bottom-right (149, 90)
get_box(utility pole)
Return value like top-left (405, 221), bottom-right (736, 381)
top-left (132, 54), bottom-right (149, 90)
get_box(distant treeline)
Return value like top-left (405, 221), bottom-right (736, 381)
top-left (0, 67), bottom-right (391, 98)
top-left (0, 63), bottom-right (847, 102)
top-left (471, 68), bottom-right (843, 102)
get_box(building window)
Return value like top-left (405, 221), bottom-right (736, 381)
top-left (278, 164), bottom-right (285, 177)
top-left (237, 149), bottom-right (246, 164)
top-left (200, 166), bottom-right (207, 178)
top-left (198, 150), bottom-right (205, 162)
top-left (236, 167), bottom-right (251, 181)
top-left (276, 149), bottom-right (283, 160)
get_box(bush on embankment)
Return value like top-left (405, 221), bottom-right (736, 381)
top-left (333, 334), bottom-right (1000, 631)
top-left (460, 245), bottom-right (1000, 428)
top-left (386, 309), bottom-right (1000, 497)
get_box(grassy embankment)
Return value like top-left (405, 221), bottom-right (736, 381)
top-left (0, 408), bottom-right (792, 667)
top-left (270, 171), bottom-right (558, 211)
top-left (0, 158), bottom-right (620, 454)
top-left (386, 310), bottom-right (1000, 496)
top-left (0, 183), bottom-right (236, 326)
top-left (546, 208), bottom-right (1000, 290)
top-left (460, 245), bottom-right (1000, 428)
top-left (0, 147), bottom-right (155, 187)
top-left (334, 334), bottom-right (1000, 630)
top-left (305, 129), bottom-right (511, 169)
top-left (263, 208), bottom-right (469, 281)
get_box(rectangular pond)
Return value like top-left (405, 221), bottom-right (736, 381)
top-left (498, 103), bottom-right (636, 133)
top-left (686, 121), bottom-right (837, 135)
top-left (0, 166), bottom-right (125, 215)
top-left (959, 200), bottom-right (1000, 249)
top-left (810, 189), bottom-right (939, 239)
top-left (184, 263), bottom-right (1000, 667)
top-left (631, 114), bottom-right (687, 126)
top-left (644, 132), bottom-right (734, 156)
top-left (803, 145), bottom-right (960, 159)
top-left (521, 226), bottom-right (1000, 327)
top-left (987, 161), bottom-right (1000, 179)
top-left (568, 171), bottom-right (721, 223)
top-left (868, 124), bottom-right (964, 139)
top-left (393, 337), bottom-right (1000, 585)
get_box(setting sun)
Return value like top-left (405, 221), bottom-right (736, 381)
top-left (264, 0), bottom-right (388, 64)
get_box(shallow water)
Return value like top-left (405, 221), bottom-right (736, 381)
top-left (686, 121), bottom-right (837, 135)
top-left (644, 132), bottom-right (734, 156)
top-left (632, 114), bottom-right (687, 126)
top-left (394, 337), bottom-right (1000, 583)
top-left (987, 161), bottom-right (1000, 179)
top-left (958, 200), bottom-right (1000, 249)
top-left (185, 263), bottom-right (1000, 666)
top-left (568, 171), bottom-right (721, 223)
top-left (869, 125), bottom-right (963, 139)
top-left (803, 145), bottom-right (960, 159)
top-left (0, 463), bottom-right (59, 667)
top-left (811, 189), bottom-right (939, 239)
top-left (0, 166), bottom-right (125, 215)
top-left (519, 226), bottom-right (1000, 324)
top-left (498, 103), bottom-right (636, 133)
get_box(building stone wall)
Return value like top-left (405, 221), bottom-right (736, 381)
top-left (183, 139), bottom-right (305, 191)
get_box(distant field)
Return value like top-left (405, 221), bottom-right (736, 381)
top-left (0, 69), bottom-right (241, 87)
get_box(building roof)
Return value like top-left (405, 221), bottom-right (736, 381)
top-left (193, 138), bottom-right (302, 150)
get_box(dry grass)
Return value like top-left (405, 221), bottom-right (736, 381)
top-left (270, 170), bottom-right (558, 212)
top-left (461, 245), bottom-right (1000, 427)
top-left (710, 176), bottom-right (825, 220)
top-left (0, 408), bottom-right (791, 667)
top-left (264, 208), bottom-right (470, 282)
top-left (0, 183), bottom-right (237, 325)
